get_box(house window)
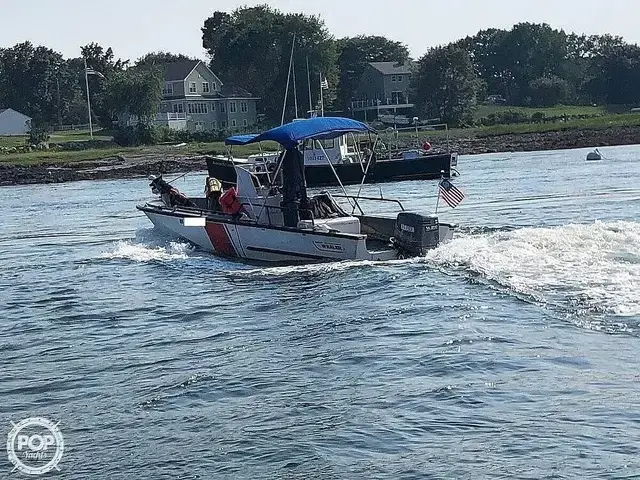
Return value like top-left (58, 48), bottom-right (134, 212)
top-left (391, 75), bottom-right (397, 82)
top-left (212, 82), bottom-right (217, 91)
top-left (162, 83), bottom-right (173, 95)
top-left (219, 102), bottom-right (226, 113)
top-left (221, 120), bottom-right (227, 128)
top-left (189, 82), bottom-right (197, 93)
top-left (397, 75), bottom-right (403, 82)
top-left (240, 101), bottom-right (248, 113)
top-left (211, 121), bottom-right (217, 130)
top-left (210, 102), bottom-right (215, 112)
top-left (229, 102), bottom-right (237, 113)
top-left (243, 119), bottom-right (248, 127)
top-left (195, 121), bottom-right (204, 132)
top-left (202, 82), bottom-right (210, 93)
top-left (187, 103), bottom-right (208, 114)
top-left (187, 103), bottom-right (208, 115)
top-left (172, 103), bottom-right (184, 113)
top-left (231, 119), bottom-right (237, 127)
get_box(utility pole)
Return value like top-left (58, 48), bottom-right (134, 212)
top-left (56, 77), bottom-right (62, 128)
top-left (84, 57), bottom-right (93, 139)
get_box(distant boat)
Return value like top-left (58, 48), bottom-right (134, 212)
top-left (587, 149), bottom-right (603, 161)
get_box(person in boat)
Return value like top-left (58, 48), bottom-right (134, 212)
top-left (204, 176), bottom-right (223, 212)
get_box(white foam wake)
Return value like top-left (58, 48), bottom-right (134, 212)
top-left (101, 240), bottom-right (192, 262)
top-left (424, 221), bottom-right (640, 317)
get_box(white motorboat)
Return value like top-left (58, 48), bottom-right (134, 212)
top-left (137, 117), bottom-right (457, 264)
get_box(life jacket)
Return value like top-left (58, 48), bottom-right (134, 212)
top-left (204, 177), bottom-right (223, 198)
top-left (219, 187), bottom-right (243, 215)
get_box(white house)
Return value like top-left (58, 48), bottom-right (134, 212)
top-left (0, 108), bottom-right (32, 135)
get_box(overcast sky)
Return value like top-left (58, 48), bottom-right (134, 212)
top-left (1, 0), bottom-right (635, 61)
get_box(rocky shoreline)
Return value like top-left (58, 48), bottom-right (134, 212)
top-left (0, 154), bottom-right (211, 186)
top-left (2, 125), bottom-right (640, 186)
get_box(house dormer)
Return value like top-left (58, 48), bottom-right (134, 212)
top-left (161, 60), bottom-right (224, 98)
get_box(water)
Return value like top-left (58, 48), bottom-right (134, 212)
top-left (1, 145), bottom-right (640, 479)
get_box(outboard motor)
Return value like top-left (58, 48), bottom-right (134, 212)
top-left (393, 212), bottom-right (440, 256)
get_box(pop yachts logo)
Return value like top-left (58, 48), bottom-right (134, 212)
top-left (7, 417), bottom-right (64, 475)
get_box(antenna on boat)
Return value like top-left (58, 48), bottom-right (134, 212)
top-left (281, 33), bottom-right (296, 125)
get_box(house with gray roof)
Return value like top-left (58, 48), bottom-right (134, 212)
top-left (0, 108), bottom-right (31, 135)
top-left (155, 60), bottom-right (258, 132)
top-left (350, 61), bottom-right (414, 121)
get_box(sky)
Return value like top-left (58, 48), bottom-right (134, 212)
top-left (0, 0), bottom-right (636, 61)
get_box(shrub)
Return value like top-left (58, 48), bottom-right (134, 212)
top-left (27, 124), bottom-right (51, 145)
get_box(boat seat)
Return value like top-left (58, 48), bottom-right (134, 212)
top-left (298, 216), bottom-right (361, 234)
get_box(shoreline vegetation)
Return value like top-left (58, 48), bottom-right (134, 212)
top-left (2, 116), bottom-right (640, 186)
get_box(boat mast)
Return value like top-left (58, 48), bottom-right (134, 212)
top-left (306, 56), bottom-right (313, 118)
top-left (281, 33), bottom-right (296, 125)
top-left (292, 54), bottom-right (299, 119)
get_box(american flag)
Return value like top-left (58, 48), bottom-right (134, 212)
top-left (439, 178), bottom-right (465, 208)
top-left (320, 76), bottom-right (329, 89)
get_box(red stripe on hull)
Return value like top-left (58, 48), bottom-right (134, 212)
top-left (205, 223), bottom-right (237, 256)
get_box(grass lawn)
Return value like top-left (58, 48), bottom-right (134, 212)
top-left (0, 129), bottom-right (114, 148)
top-left (474, 104), bottom-right (611, 120)
top-left (475, 113), bottom-right (640, 136)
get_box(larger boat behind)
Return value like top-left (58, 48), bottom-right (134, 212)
top-left (137, 117), bottom-right (456, 264)
top-left (206, 126), bottom-right (458, 188)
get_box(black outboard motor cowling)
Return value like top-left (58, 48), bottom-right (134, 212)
top-left (393, 212), bottom-right (440, 256)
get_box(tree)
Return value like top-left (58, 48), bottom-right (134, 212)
top-left (80, 43), bottom-right (129, 126)
top-left (335, 35), bottom-right (410, 113)
top-left (412, 46), bottom-right (479, 126)
top-left (103, 67), bottom-right (163, 123)
top-left (584, 44), bottom-right (640, 104)
top-left (135, 51), bottom-right (197, 67)
top-left (456, 23), bottom-right (568, 105)
top-left (202, 5), bottom-right (337, 123)
top-left (529, 75), bottom-right (570, 106)
top-left (0, 42), bottom-right (66, 124)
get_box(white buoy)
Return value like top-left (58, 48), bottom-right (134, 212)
top-left (586, 149), bottom-right (603, 161)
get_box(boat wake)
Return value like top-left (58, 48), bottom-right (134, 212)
top-left (423, 220), bottom-right (640, 322)
top-left (100, 229), bottom-right (195, 262)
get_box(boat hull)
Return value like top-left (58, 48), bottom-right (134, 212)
top-left (207, 153), bottom-right (456, 188)
top-left (138, 205), bottom-right (399, 263)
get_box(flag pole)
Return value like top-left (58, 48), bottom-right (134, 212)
top-left (319, 73), bottom-right (324, 117)
top-left (84, 57), bottom-right (93, 139)
top-left (435, 170), bottom-right (444, 214)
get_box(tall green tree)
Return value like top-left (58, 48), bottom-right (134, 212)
top-left (135, 51), bottom-right (197, 68)
top-left (336, 35), bottom-right (410, 113)
top-left (202, 5), bottom-right (337, 123)
top-left (457, 23), bottom-right (568, 104)
top-left (412, 46), bottom-right (479, 126)
top-left (584, 44), bottom-right (640, 104)
top-left (0, 42), bottom-right (66, 124)
top-left (103, 67), bottom-right (163, 123)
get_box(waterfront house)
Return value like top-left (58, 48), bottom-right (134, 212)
top-left (350, 62), bottom-right (414, 122)
top-left (154, 60), bottom-right (258, 132)
top-left (0, 108), bottom-right (32, 135)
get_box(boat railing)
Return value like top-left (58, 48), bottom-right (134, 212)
top-left (240, 202), bottom-right (317, 228)
top-left (150, 201), bottom-right (317, 230)
top-left (330, 194), bottom-right (405, 216)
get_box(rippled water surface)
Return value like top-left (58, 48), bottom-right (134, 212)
top-left (2, 145), bottom-right (640, 479)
